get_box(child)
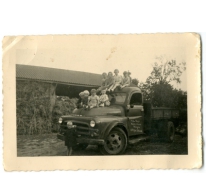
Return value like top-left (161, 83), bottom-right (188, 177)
top-left (105, 72), bottom-right (114, 90)
top-left (82, 90), bottom-right (89, 109)
top-left (77, 91), bottom-right (84, 109)
top-left (108, 69), bottom-right (122, 92)
top-left (97, 72), bottom-right (108, 93)
top-left (120, 71), bottom-right (131, 89)
top-left (99, 89), bottom-right (110, 107)
top-left (131, 78), bottom-right (139, 86)
top-left (88, 89), bottom-right (99, 109)
top-left (128, 71), bottom-right (132, 83)
top-left (65, 125), bottom-right (77, 156)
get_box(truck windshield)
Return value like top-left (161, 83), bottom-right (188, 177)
top-left (108, 93), bottom-right (127, 104)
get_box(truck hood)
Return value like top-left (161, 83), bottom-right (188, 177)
top-left (72, 105), bottom-right (125, 117)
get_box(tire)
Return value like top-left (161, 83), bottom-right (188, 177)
top-left (100, 127), bottom-right (127, 155)
top-left (157, 121), bottom-right (175, 143)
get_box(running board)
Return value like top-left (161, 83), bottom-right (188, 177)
top-left (128, 136), bottom-right (150, 144)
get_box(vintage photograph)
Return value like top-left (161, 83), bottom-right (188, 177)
top-left (15, 34), bottom-right (188, 156)
top-left (3, 34), bottom-right (201, 170)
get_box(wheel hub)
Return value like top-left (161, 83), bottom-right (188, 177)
top-left (107, 133), bottom-right (122, 150)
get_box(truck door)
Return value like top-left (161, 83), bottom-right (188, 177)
top-left (127, 92), bottom-right (144, 136)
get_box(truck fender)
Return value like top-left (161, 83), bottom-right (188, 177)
top-left (101, 122), bottom-right (128, 139)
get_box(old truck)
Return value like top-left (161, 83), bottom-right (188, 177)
top-left (57, 86), bottom-right (183, 155)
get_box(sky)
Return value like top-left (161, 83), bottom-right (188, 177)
top-left (15, 34), bottom-right (187, 91)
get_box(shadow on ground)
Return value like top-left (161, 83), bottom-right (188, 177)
top-left (17, 133), bottom-right (188, 156)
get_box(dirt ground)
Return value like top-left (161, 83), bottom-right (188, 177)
top-left (17, 133), bottom-right (188, 156)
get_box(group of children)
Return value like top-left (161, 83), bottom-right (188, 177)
top-left (77, 89), bottom-right (110, 110)
top-left (76, 69), bottom-right (132, 110)
top-left (97, 69), bottom-right (132, 93)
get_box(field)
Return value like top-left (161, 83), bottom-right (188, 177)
top-left (17, 133), bottom-right (188, 156)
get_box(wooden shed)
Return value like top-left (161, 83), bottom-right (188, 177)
top-left (16, 64), bottom-right (102, 135)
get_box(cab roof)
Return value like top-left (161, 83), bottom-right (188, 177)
top-left (113, 86), bottom-right (142, 94)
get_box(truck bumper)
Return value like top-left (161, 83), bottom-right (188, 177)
top-left (57, 133), bottom-right (105, 146)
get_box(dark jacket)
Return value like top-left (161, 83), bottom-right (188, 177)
top-left (77, 98), bottom-right (82, 109)
top-left (65, 128), bottom-right (77, 147)
top-left (82, 96), bottom-right (88, 106)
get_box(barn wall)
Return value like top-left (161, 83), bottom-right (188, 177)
top-left (56, 84), bottom-right (99, 97)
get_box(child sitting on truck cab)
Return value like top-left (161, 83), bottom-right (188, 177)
top-left (128, 71), bottom-right (132, 83)
top-left (105, 72), bottom-right (114, 90)
top-left (120, 71), bottom-right (131, 89)
top-left (107, 69), bottom-right (122, 92)
top-left (97, 72), bottom-right (108, 94)
top-left (88, 89), bottom-right (99, 109)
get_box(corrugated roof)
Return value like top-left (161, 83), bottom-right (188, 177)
top-left (16, 64), bottom-right (102, 87)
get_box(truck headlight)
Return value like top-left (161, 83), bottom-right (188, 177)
top-left (67, 121), bottom-right (73, 127)
top-left (58, 118), bottom-right (63, 124)
top-left (90, 120), bottom-right (95, 127)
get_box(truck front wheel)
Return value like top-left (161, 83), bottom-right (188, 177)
top-left (100, 127), bottom-right (127, 155)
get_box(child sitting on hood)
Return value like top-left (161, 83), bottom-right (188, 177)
top-left (77, 91), bottom-right (84, 109)
top-left (99, 89), bottom-right (110, 107)
top-left (82, 90), bottom-right (90, 109)
top-left (88, 89), bottom-right (99, 109)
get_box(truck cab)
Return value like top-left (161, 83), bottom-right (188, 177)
top-left (57, 86), bottom-right (178, 155)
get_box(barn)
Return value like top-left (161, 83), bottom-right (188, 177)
top-left (16, 64), bottom-right (102, 135)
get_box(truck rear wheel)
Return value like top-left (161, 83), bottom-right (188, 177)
top-left (100, 127), bottom-right (127, 155)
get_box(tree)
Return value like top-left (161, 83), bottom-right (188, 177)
top-left (146, 56), bottom-right (186, 85)
top-left (148, 82), bottom-right (187, 108)
top-left (139, 56), bottom-right (187, 108)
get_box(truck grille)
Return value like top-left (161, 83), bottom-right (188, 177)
top-left (61, 121), bottom-right (90, 135)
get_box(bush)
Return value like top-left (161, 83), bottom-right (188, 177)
top-left (52, 96), bottom-right (78, 132)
